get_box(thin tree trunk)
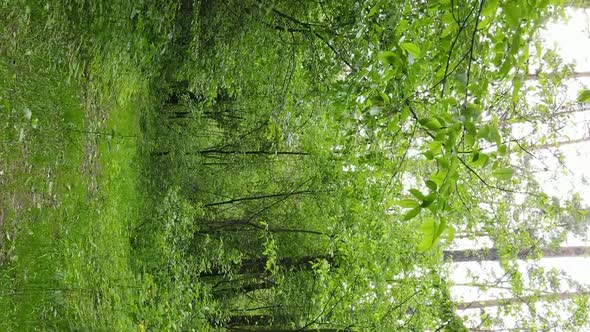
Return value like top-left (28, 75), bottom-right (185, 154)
top-left (527, 70), bottom-right (590, 80)
top-left (457, 290), bottom-right (590, 310)
top-left (198, 149), bottom-right (309, 156)
top-left (204, 190), bottom-right (316, 207)
top-left (198, 219), bottom-right (328, 237)
top-left (152, 149), bottom-right (309, 157)
top-left (444, 246), bottom-right (590, 262)
top-left (529, 136), bottom-right (590, 150)
top-left (452, 283), bottom-right (554, 295)
top-left (224, 314), bottom-right (274, 327)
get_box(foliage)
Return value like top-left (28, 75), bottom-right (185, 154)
top-left (1, 0), bottom-right (588, 331)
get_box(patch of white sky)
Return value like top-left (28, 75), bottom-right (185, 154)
top-left (522, 8), bottom-right (590, 208)
top-left (452, 8), bottom-right (590, 250)
top-left (450, 7), bottom-right (590, 330)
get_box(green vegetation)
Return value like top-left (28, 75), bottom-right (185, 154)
top-left (1, 0), bottom-right (588, 331)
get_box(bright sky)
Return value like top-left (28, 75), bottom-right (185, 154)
top-left (450, 8), bottom-right (590, 330)
top-left (533, 8), bottom-right (590, 207)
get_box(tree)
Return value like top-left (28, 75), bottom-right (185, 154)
top-left (457, 290), bottom-right (590, 310)
top-left (445, 246), bottom-right (590, 262)
top-left (132, 0), bottom-right (589, 330)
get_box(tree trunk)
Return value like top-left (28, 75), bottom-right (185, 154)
top-left (152, 149), bottom-right (309, 157)
top-left (457, 290), bottom-right (590, 310)
top-left (199, 218), bottom-right (328, 237)
top-left (225, 314), bottom-right (274, 327)
top-left (444, 246), bottom-right (590, 262)
top-left (175, 0), bottom-right (194, 51)
top-left (527, 70), bottom-right (590, 80)
top-left (529, 136), bottom-right (590, 150)
top-left (204, 190), bottom-right (316, 207)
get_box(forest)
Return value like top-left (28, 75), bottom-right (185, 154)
top-left (1, 0), bottom-right (590, 331)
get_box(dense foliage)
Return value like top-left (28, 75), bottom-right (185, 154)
top-left (1, 0), bottom-right (588, 331)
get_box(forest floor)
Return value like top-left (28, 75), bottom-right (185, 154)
top-left (0, 14), bottom-right (149, 331)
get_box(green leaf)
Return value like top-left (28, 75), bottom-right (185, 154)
top-left (493, 167), bottom-right (514, 181)
top-left (395, 199), bottom-right (420, 209)
top-left (477, 16), bottom-right (493, 30)
top-left (403, 207), bottom-right (421, 221)
top-left (436, 115), bottom-right (449, 126)
top-left (400, 42), bottom-right (421, 58)
top-left (417, 237), bottom-right (433, 252)
top-left (425, 180), bottom-right (437, 191)
top-left (430, 172), bottom-right (446, 187)
top-left (477, 125), bottom-right (489, 139)
top-left (419, 118), bottom-right (442, 131)
top-left (409, 189), bottom-right (425, 200)
top-left (367, 5), bottom-right (379, 17)
top-left (498, 56), bottom-right (512, 78)
top-left (441, 11), bottom-right (455, 25)
top-left (428, 141), bottom-right (443, 154)
top-left (464, 121), bottom-right (476, 134)
top-left (465, 133), bottom-right (475, 148)
top-left (440, 24), bottom-right (454, 38)
top-left (418, 217), bottom-right (449, 252)
top-left (417, 218), bottom-right (436, 252)
top-left (446, 225), bottom-right (455, 243)
top-left (448, 157), bottom-right (459, 176)
top-left (401, 107), bottom-right (410, 122)
top-left (481, 0), bottom-right (498, 17)
top-left (378, 51), bottom-right (397, 66)
top-left (509, 29), bottom-right (522, 58)
top-left (379, 92), bottom-right (390, 104)
top-left (504, 2), bottom-right (521, 28)
top-left (577, 89), bottom-right (590, 103)
top-left (395, 20), bottom-right (409, 36)
top-left (423, 150), bottom-right (435, 160)
top-left (437, 156), bottom-right (449, 169)
top-left (435, 217), bottom-right (448, 240)
top-left (420, 193), bottom-right (436, 208)
top-left (511, 77), bottom-right (521, 103)
top-left (472, 152), bottom-right (489, 167)
top-left (434, 131), bottom-right (447, 142)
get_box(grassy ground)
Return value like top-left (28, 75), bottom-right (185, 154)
top-left (0, 1), bottom-right (227, 329)
top-left (0, 3), bottom-right (151, 330)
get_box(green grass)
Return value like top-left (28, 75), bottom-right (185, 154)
top-left (0, 62), bottom-right (145, 332)
top-left (0, 2), bottom-right (222, 330)
top-left (0, 6), bottom-right (150, 330)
